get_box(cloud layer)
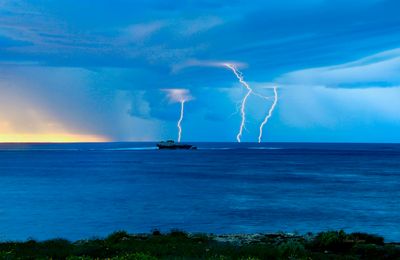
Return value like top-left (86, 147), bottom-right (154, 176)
top-left (0, 0), bottom-right (399, 142)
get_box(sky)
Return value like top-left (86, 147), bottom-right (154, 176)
top-left (0, 0), bottom-right (400, 142)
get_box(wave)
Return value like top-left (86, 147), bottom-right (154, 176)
top-left (248, 147), bottom-right (283, 150)
top-left (105, 147), bottom-right (157, 151)
top-left (197, 147), bottom-right (233, 150)
top-left (198, 147), bottom-right (283, 150)
top-left (0, 148), bottom-right (82, 151)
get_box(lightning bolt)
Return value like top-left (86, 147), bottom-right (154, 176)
top-left (224, 63), bottom-right (252, 143)
top-left (177, 100), bottom-right (185, 142)
top-left (224, 63), bottom-right (279, 143)
top-left (163, 88), bottom-right (192, 143)
top-left (258, 86), bottom-right (278, 143)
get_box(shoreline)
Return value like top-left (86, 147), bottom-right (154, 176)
top-left (1, 230), bottom-right (399, 259)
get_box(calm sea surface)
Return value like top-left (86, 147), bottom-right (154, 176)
top-left (0, 142), bottom-right (399, 241)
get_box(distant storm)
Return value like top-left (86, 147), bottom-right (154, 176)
top-left (0, 0), bottom-right (399, 142)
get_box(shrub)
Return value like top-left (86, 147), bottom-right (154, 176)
top-left (106, 231), bottom-right (131, 244)
top-left (40, 238), bottom-right (73, 258)
top-left (353, 243), bottom-right (384, 259)
top-left (14, 239), bottom-right (40, 258)
top-left (313, 230), bottom-right (352, 253)
top-left (169, 229), bottom-right (188, 238)
top-left (0, 250), bottom-right (16, 260)
top-left (151, 229), bottom-right (161, 236)
top-left (190, 233), bottom-right (210, 243)
top-left (72, 239), bottom-right (107, 258)
top-left (66, 256), bottom-right (93, 260)
top-left (110, 252), bottom-right (157, 260)
top-left (278, 240), bottom-right (307, 259)
top-left (348, 232), bottom-right (384, 245)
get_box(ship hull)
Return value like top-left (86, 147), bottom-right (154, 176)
top-left (157, 141), bottom-right (197, 150)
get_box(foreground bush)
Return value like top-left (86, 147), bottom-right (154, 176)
top-left (0, 230), bottom-right (398, 259)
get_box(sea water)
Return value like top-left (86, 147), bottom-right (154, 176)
top-left (0, 142), bottom-right (399, 241)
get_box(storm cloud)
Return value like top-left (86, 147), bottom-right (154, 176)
top-left (0, 0), bottom-right (399, 142)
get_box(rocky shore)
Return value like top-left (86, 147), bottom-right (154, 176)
top-left (0, 230), bottom-right (399, 259)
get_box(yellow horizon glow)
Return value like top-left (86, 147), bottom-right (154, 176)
top-left (0, 133), bottom-right (109, 143)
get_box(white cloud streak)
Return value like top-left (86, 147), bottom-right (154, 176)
top-left (278, 48), bottom-right (400, 88)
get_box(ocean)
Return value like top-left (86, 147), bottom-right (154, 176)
top-left (0, 142), bottom-right (399, 241)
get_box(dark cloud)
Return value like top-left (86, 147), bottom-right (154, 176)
top-left (2, 0), bottom-right (399, 78)
top-left (1, 0), bottom-right (400, 142)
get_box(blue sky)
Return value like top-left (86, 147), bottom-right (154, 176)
top-left (0, 0), bottom-right (399, 142)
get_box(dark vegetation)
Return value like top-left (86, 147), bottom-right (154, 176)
top-left (0, 230), bottom-right (399, 259)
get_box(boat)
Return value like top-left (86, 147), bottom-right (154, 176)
top-left (157, 140), bottom-right (197, 150)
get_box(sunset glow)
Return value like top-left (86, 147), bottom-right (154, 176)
top-left (0, 110), bottom-right (109, 143)
top-left (0, 133), bottom-right (109, 143)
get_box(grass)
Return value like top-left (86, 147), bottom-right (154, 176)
top-left (0, 230), bottom-right (398, 259)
